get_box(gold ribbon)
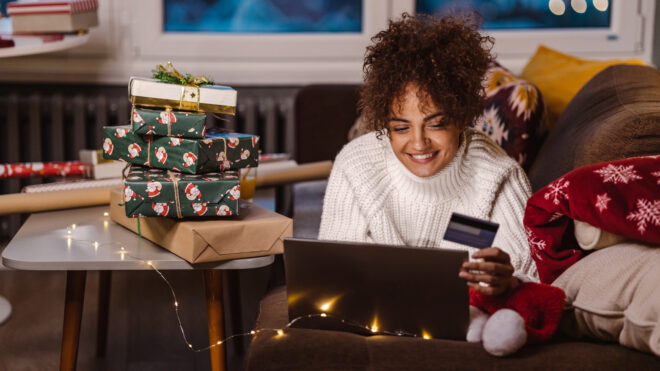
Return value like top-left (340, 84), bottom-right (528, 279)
top-left (130, 96), bottom-right (236, 115)
top-left (165, 106), bottom-right (173, 136)
top-left (155, 61), bottom-right (210, 87)
top-left (168, 170), bottom-right (183, 219)
top-left (179, 85), bottom-right (201, 112)
top-left (146, 138), bottom-right (152, 165)
top-left (121, 162), bottom-right (131, 180)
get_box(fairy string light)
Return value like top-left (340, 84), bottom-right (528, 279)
top-left (63, 221), bottom-right (431, 354)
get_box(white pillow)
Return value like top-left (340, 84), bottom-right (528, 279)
top-left (553, 243), bottom-right (660, 356)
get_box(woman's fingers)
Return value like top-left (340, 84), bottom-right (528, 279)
top-left (471, 247), bottom-right (510, 264)
top-left (461, 261), bottom-right (514, 277)
top-left (459, 270), bottom-right (510, 286)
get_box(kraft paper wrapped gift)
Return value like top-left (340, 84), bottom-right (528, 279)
top-left (110, 189), bottom-right (292, 263)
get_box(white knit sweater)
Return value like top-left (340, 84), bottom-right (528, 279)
top-left (318, 129), bottom-right (539, 282)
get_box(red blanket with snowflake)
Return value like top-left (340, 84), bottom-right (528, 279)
top-left (524, 156), bottom-right (660, 283)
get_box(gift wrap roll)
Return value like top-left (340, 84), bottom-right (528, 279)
top-left (256, 161), bottom-right (333, 187)
top-left (0, 186), bottom-right (116, 216)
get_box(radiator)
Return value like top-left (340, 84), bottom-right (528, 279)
top-left (0, 85), bottom-right (299, 240)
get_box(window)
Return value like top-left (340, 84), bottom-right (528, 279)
top-left (163, 0), bottom-right (363, 33)
top-left (416, 0), bottom-right (611, 29)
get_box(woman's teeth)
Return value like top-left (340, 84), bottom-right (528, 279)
top-left (411, 153), bottom-right (433, 160)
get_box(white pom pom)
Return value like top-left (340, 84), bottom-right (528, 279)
top-left (466, 305), bottom-right (489, 343)
top-left (482, 309), bottom-right (527, 356)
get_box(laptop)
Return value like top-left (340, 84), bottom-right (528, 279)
top-left (283, 238), bottom-right (469, 340)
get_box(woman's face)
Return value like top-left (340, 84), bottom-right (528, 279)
top-left (388, 84), bottom-right (462, 177)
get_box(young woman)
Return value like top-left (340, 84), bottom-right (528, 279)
top-left (319, 13), bottom-right (538, 296)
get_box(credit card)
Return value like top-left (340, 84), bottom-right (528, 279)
top-left (443, 212), bottom-right (499, 249)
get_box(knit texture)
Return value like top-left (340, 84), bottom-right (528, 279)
top-left (319, 129), bottom-right (538, 282)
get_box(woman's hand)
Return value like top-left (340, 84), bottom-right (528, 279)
top-left (458, 247), bottom-right (520, 296)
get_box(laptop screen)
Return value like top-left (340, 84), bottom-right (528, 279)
top-left (284, 238), bottom-right (469, 340)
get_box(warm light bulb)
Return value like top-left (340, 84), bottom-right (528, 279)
top-left (571, 0), bottom-right (587, 13)
top-left (71, 224), bottom-right (76, 229)
top-left (320, 303), bottom-right (331, 311)
top-left (188, 344), bottom-right (193, 349)
top-left (94, 241), bottom-right (99, 248)
top-left (103, 212), bottom-right (109, 216)
top-left (67, 230), bottom-right (72, 234)
top-left (174, 301), bottom-right (179, 307)
top-left (120, 247), bottom-right (125, 251)
top-left (370, 326), bottom-right (378, 333)
top-left (277, 329), bottom-right (284, 336)
top-left (321, 313), bottom-right (327, 317)
top-left (422, 330), bottom-right (432, 340)
top-left (250, 330), bottom-right (256, 335)
top-left (549, 0), bottom-right (566, 15)
top-left (592, 0), bottom-right (608, 12)
top-left (217, 340), bottom-right (222, 345)
top-left (147, 261), bottom-right (153, 266)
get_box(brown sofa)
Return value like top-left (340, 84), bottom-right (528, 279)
top-left (245, 65), bottom-right (660, 370)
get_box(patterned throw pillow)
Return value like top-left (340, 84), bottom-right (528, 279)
top-left (472, 62), bottom-right (546, 170)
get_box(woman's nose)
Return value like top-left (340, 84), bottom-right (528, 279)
top-left (412, 127), bottom-right (429, 149)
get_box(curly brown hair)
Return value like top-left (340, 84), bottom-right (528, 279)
top-left (360, 13), bottom-right (493, 133)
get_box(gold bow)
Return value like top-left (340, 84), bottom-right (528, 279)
top-left (152, 61), bottom-right (213, 87)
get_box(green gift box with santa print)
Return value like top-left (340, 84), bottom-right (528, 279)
top-left (131, 106), bottom-right (207, 139)
top-left (102, 126), bottom-right (259, 174)
top-left (123, 166), bottom-right (241, 218)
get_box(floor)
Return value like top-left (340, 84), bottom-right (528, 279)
top-left (0, 181), bottom-right (326, 371)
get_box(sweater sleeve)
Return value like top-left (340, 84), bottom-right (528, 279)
top-left (318, 160), bottom-right (369, 242)
top-left (490, 165), bottom-right (539, 283)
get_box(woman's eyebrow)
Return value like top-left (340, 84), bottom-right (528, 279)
top-left (423, 112), bottom-right (444, 121)
top-left (389, 117), bottom-right (409, 123)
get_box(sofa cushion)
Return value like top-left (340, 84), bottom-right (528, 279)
top-left (473, 62), bottom-right (546, 170)
top-left (528, 64), bottom-right (660, 192)
top-left (246, 286), bottom-right (660, 370)
top-left (553, 243), bottom-right (660, 356)
top-left (520, 46), bottom-right (644, 127)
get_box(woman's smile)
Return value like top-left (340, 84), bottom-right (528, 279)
top-left (408, 151), bottom-right (438, 162)
top-left (388, 84), bottom-right (461, 177)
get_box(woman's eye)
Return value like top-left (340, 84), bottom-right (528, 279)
top-left (427, 121), bottom-right (447, 129)
top-left (390, 126), bottom-right (409, 132)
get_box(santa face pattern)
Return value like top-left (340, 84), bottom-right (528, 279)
top-left (103, 138), bottom-right (114, 155)
top-left (103, 126), bottom-right (258, 174)
top-left (122, 166), bottom-right (240, 218)
top-left (131, 107), bottom-right (206, 138)
top-left (128, 143), bottom-right (142, 159)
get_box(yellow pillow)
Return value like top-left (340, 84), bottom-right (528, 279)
top-left (520, 46), bottom-right (644, 126)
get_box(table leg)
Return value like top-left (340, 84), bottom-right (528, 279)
top-left (96, 270), bottom-right (111, 358)
top-left (204, 270), bottom-right (226, 371)
top-left (60, 270), bottom-right (87, 371)
top-left (226, 270), bottom-right (244, 355)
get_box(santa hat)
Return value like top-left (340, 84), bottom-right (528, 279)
top-left (468, 282), bottom-right (566, 356)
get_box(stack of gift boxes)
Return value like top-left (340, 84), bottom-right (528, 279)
top-left (102, 71), bottom-right (259, 218)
